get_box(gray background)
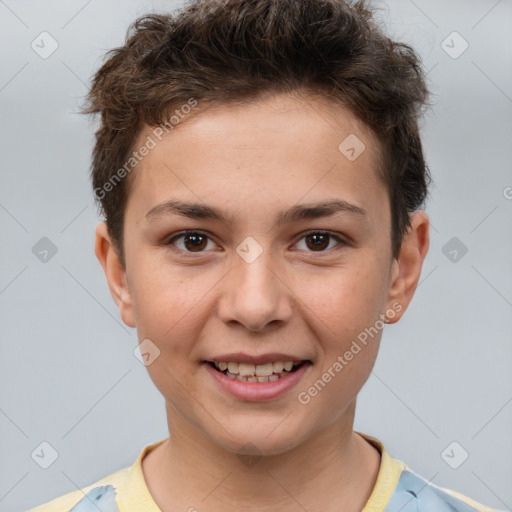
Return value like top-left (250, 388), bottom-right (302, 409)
top-left (1, 0), bottom-right (511, 511)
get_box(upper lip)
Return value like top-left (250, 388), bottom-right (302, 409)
top-left (205, 352), bottom-right (311, 366)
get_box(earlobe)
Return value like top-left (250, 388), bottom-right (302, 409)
top-left (94, 222), bottom-right (136, 328)
top-left (385, 211), bottom-right (430, 324)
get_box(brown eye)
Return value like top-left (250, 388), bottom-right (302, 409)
top-left (305, 233), bottom-right (329, 251)
top-left (183, 233), bottom-right (208, 251)
top-left (168, 231), bottom-right (214, 253)
top-left (295, 231), bottom-right (344, 253)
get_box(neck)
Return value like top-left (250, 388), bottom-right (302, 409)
top-left (142, 401), bottom-right (381, 512)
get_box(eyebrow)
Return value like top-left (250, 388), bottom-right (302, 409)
top-left (145, 199), bottom-right (367, 226)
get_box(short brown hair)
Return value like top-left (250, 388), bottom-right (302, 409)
top-left (83, 0), bottom-right (432, 267)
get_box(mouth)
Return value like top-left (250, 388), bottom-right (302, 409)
top-left (205, 360), bottom-right (310, 383)
top-left (203, 357), bottom-right (313, 401)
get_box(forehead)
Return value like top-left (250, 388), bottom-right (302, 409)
top-left (126, 92), bottom-right (388, 226)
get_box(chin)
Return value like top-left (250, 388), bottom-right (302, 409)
top-left (205, 417), bottom-right (307, 457)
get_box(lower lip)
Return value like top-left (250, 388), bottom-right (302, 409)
top-left (203, 362), bottom-right (311, 401)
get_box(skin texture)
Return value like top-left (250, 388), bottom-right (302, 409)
top-left (95, 91), bottom-right (429, 512)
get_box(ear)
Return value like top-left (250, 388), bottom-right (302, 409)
top-left (94, 222), bottom-right (136, 328)
top-left (384, 210), bottom-right (430, 324)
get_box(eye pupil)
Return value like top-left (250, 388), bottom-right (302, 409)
top-left (306, 233), bottom-right (329, 251)
top-left (184, 233), bottom-right (207, 251)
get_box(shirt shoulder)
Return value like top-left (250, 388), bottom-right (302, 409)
top-left (386, 464), bottom-right (503, 512)
top-left (27, 437), bottom-right (167, 512)
top-left (26, 468), bottom-right (129, 512)
top-left (355, 432), bottom-right (503, 512)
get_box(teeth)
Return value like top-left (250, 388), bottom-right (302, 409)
top-left (227, 362), bottom-right (238, 374)
top-left (214, 360), bottom-right (300, 377)
top-left (225, 371), bottom-right (290, 382)
top-left (238, 363), bottom-right (255, 376)
top-left (255, 363), bottom-right (274, 376)
top-left (273, 361), bottom-right (284, 373)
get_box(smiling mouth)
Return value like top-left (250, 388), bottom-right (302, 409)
top-left (206, 360), bottom-right (309, 383)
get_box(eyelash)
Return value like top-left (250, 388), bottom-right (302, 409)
top-left (165, 230), bottom-right (346, 257)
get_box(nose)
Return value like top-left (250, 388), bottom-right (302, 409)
top-left (217, 250), bottom-right (293, 333)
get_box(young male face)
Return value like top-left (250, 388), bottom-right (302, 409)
top-left (96, 91), bottom-right (429, 456)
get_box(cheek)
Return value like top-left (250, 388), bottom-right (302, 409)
top-left (297, 277), bottom-right (384, 417)
top-left (130, 259), bottom-right (210, 337)
top-left (299, 261), bottom-right (388, 337)
top-left (131, 270), bottom-right (208, 405)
